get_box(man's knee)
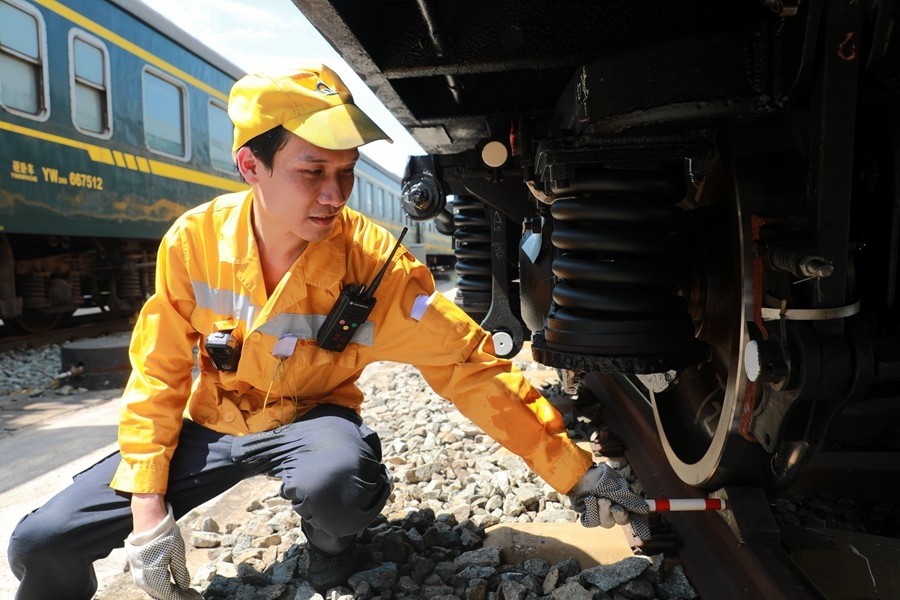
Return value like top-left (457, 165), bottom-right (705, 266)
top-left (8, 509), bottom-right (67, 567)
top-left (284, 457), bottom-right (390, 532)
top-left (286, 457), bottom-right (386, 505)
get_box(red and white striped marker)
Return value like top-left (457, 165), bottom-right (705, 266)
top-left (646, 498), bottom-right (727, 512)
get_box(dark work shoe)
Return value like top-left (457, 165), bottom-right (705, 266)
top-left (306, 543), bottom-right (361, 591)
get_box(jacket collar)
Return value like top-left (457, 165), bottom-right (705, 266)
top-left (214, 190), bottom-right (255, 264)
top-left (224, 192), bottom-right (350, 310)
top-left (301, 212), bottom-right (347, 293)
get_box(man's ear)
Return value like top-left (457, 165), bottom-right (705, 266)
top-left (236, 147), bottom-right (260, 183)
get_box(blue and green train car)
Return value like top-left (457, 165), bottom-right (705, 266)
top-left (0, 0), bottom-right (246, 331)
top-left (0, 0), bottom-right (452, 332)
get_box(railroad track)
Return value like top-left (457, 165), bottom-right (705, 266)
top-left (0, 313), bottom-right (135, 354)
top-left (585, 373), bottom-right (900, 600)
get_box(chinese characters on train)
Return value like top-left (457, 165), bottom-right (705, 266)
top-left (8, 160), bottom-right (103, 189)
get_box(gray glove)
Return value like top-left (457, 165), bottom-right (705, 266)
top-left (124, 504), bottom-right (202, 600)
top-left (567, 463), bottom-right (651, 540)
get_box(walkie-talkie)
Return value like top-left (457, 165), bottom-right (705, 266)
top-left (317, 227), bottom-right (408, 352)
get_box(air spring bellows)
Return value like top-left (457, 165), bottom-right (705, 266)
top-left (452, 195), bottom-right (492, 321)
top-left (116, 268), bottom-right (142, 300)
top-left (533, 165), bottom-right (707, 373)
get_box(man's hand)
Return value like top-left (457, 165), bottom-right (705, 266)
top-left (567, 463), bottom-right (651, 540)
top-left (124, 501), bottom-right (201, 600)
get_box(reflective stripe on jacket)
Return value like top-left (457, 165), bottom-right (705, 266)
top-left (111, 190), bottom-right (592, 494)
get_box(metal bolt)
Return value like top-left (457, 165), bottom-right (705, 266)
top-left (799, 256), bottom-right (834, 279)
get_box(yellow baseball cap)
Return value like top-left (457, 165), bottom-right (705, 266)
top-left (228, 64), bottom-right (393, 152)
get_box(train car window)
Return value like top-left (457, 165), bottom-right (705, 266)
top-left (142, 68), bottom-right (189, 160)
top-left (69, 31), bottom-right (111, 137)
top-left (365, 181), bottom-right (374, 213)
top-left (208, 100), bottom-right (232, 172)
top-left (376, 187), bottom-right (385, 217)
top-left (389, 193), bottom-right (399, 221)
top-left (0, 0), bottom-right (49, 119)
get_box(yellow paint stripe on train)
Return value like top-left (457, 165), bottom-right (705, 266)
top-left (32, 0), bottom-right (229, 103)
top-left (148, 160), bottom-right (246, 192)
top-left (87, 147), bottom-right (115, 165)
top-left (0, 119), bottom-right (100, 154)
top-left (0, 120), bottom-right (246, 192)
top-left (124, 154), bottom-right (138, 170)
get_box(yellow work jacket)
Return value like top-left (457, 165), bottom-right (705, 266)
top-left (111, 190), bottom-right (592, 495)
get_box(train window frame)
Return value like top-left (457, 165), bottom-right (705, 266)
top-left (376, 186), bottom-right (385, 217)
top-left (348, 179), bottom-right (359, 208)
top-left (207, 99), bottom-right (233, 173)
top-left (389, 192), bottom-right (399, 221)
top-left (0, 0), bottom-right (50, 121)
top-left (141, 66), bottom-right (191, 162)
top-left (365, 181), bottom-right (374, 213)
top-left (67, 29), bottom-right (112, 139)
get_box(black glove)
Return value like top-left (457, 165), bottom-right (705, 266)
top-left (124, 504), bottom-right (202, 600)
top-left (567, 463), bottom-right (651, 540)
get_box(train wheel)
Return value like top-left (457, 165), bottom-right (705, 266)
top-left (8, 309), bottom-right (63, 334)
top-left (649, 141), bottom-right (770, 489)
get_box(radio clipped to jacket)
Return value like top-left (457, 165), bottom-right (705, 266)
top-left (205, 331), bottom-right (240, 371)
top-left (317, 227), bottom-right (407, 352)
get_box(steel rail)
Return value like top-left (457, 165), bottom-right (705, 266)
top-left (585, 373), bottom-right (826, 600)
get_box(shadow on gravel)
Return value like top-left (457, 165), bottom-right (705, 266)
top-left (201, 547), bottom-right (312, 599)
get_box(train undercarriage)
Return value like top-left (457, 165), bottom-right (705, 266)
top-left (295, 0), bottom-right (900, 490)
top-left (0, 234), bottom-right (156, 333)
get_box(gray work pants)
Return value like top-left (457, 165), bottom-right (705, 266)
top-left (7, 404), bottom-right (391, 600)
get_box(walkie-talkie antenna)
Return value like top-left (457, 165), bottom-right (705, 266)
top-left (360, 227), bottom-right (408, 299)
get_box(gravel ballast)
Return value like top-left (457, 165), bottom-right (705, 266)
top-left (173, 360), bottom-right (698, 600)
